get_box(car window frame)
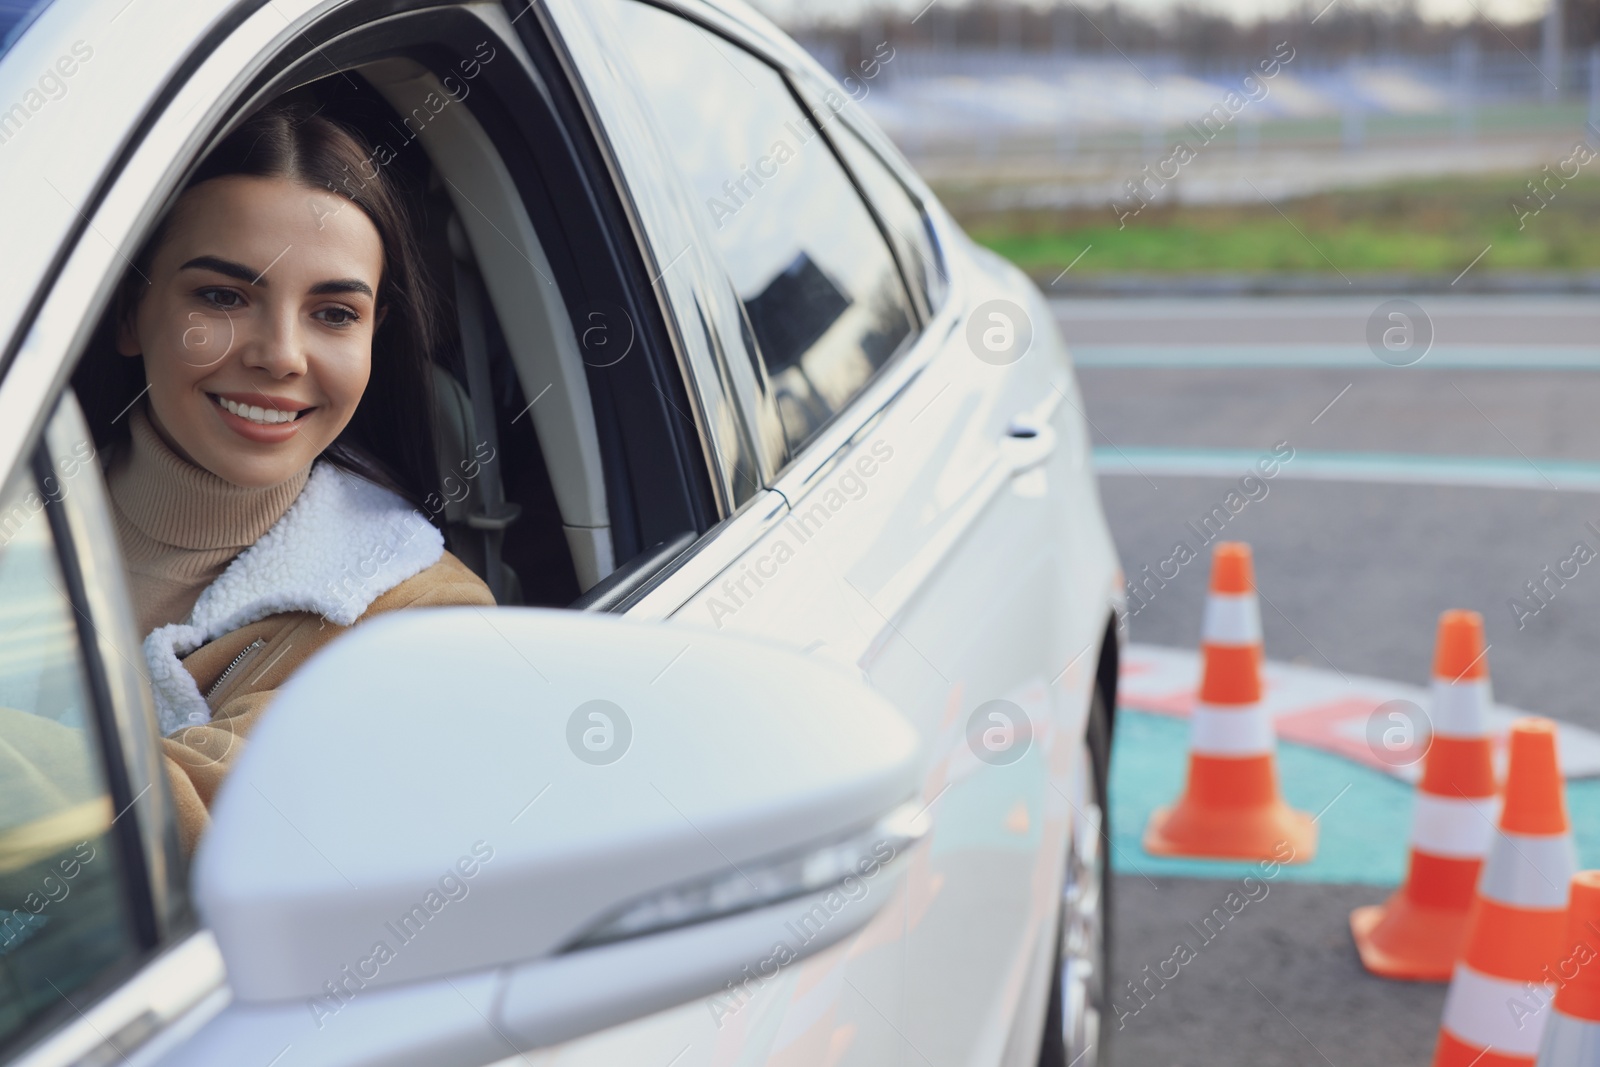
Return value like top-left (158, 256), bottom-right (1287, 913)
top-left (722, 11), bottom-right (967, 503)
top-left (603, 0), bottom-right (967, 506)
top-left (310, 21), bottom-right (720, 590)
top-left (0, 393), bottom-right (206, 1067)
top-left (529, 0), bottom-right (785, 518)
top-left (580, 0), bottom-right (972, 620)
top-left (35, 391), bottom-right (184, 946)
top-left (0, 4), bottom-right (586, 1062)
top-left (461, 3), bottom-right (724, 572)
top-left (804, 97), bottom-right (948, 326)
top-left (602, 0), bottom-right (931, 479)
top-left (528, 0), bottom-right (809, 618)
top-left (752, 67), bottom-right (927, 464)
top-left (2, 0), bottom-right (726, 598)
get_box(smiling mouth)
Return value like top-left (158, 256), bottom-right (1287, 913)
top-left (208, 393), bottom-right (314, 426)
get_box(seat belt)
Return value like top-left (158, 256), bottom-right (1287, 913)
top-left (447, 216), bottom-right (521, 604)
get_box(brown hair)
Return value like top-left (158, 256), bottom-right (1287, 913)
top-left (74, 100), bottom-right (442, 517)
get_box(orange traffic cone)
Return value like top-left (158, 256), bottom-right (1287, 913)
top-left (1351, 610), bottom-right (1501, 980)
top-left (1535, 871), bottom-right (1600, 1065)
top-left (1143, 542), bottom-right (1316, 862)
top-left (1434, 718), bottom-right (1578, 1067)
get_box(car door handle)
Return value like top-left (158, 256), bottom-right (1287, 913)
top-left (1001, 415), bottom-right (1057, 475)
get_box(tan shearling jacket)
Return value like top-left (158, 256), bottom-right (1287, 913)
top-left (146, 460), bottom-right (495, 851)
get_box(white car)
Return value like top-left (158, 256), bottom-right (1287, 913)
top-left (0, 1), bottom-right (1123, 1065)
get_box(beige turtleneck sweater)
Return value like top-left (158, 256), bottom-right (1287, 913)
top-left (104, 399), bottom-right (312, 638)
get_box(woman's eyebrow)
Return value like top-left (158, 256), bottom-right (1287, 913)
top-left (180, 255), bottom-right (260, 283)
top-left (179, 256), bottom-right (373, 298)
top-left (309, 279), bottom-right (374, 298)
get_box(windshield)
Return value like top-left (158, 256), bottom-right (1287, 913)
top-left (0, 0), bottom-right (54, 62)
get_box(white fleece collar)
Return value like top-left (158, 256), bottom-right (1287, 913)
top-left (144, 461), bottom-right (444, 735)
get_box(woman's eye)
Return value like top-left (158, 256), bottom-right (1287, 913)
top-left (315, 306), bottom-right (360, 327)
top-left (197, 288), bottom-right (243, 310)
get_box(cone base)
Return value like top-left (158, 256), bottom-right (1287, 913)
top-left (1142, 799), bottom-right (1317, 862)
top-left (1350, 894), bottom-right (1468, 982)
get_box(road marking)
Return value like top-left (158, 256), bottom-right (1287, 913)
top-left (1069, 345), bottom-right (1600, 369)
top-left (1093, 446), bottom-right (1596, 491)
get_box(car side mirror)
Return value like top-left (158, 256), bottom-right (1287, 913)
top-left (172, 607), bottom-right (922, 1065)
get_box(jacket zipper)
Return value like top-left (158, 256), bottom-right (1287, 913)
top-left (205, 639), bottom-right (267, 704)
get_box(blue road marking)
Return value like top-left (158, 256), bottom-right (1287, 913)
top-left (1072, 346), bottom-right (1600, 369)
top-left (1093, 446), bottom-right (1600, 491)
top-left (1110, 709), bottom-right (1600, 884)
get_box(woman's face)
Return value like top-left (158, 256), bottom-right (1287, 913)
top-left (117, 174), bottom-right (385, 488)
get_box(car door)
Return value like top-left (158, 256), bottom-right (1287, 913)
top-left (534, 2), bottom-right (1111, 1065)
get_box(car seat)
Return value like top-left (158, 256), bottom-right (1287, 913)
top-left (429, 362), bottom-right (523, 606)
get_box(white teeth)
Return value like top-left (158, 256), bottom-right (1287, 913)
top-left (212, 394), bottom-right (302, 425)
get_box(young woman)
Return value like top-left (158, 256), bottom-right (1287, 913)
top-left (73, 101), bottom-right (495, 852)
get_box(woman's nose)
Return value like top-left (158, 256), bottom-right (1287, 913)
top-left (245, 307), bottom-right (309, 377)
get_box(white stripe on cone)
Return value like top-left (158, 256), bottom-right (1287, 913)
top-left (1190, 702), bottom-right (1275, 756)
top-left (1478, 833), bottom-right (1579, 909)
top-left (1430, 679), bottom-right (1493, 738)
top-left (1410, 793), bottom-right (1501, 859)
top-left (1442, 964), bottom-right (1555, 1056)
top-left (1201, 593), bottom-right (1261, 646)
top-left (1537, 1012), bottom-right (1600, 1065)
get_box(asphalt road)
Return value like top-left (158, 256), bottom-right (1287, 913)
top-left (1068, 296), bottom-right (1600, 1066)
